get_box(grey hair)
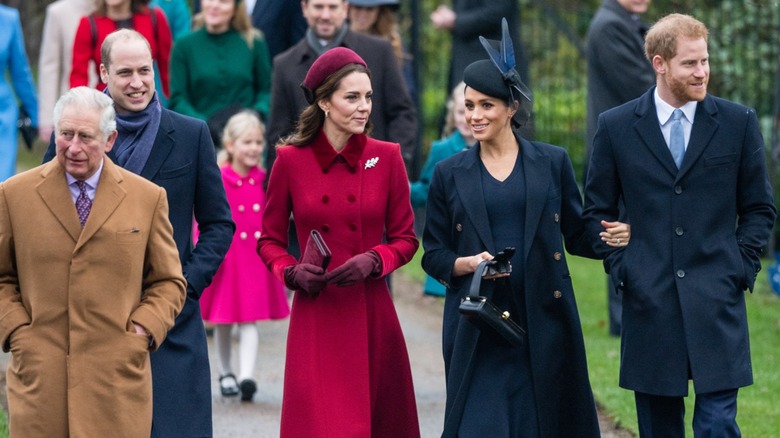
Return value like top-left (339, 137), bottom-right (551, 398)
top-left (53, 86), bottom-right (117, 139)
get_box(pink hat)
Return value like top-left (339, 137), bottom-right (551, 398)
top-left (301, 47), bottom-right (368, 104)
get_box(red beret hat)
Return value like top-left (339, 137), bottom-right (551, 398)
top-left (301, 47), bottom-right (368, 104)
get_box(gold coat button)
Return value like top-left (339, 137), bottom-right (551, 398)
top-left (553, 290), bottom-right (562, 299)
top-left (456, 223), bottom-right (463, 232)
top-left (553, 252), bottom-right (562, 260)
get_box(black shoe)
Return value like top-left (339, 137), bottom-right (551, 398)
top-left (219, 373), bottom-right (239, 397)
top-left (239, 378), bottom-right (257, 402)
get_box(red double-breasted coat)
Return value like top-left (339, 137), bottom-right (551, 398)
top-left (257, 131), bottom-right (420, 437)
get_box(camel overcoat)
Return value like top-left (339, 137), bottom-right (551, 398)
top-left (0, 158), bottom-right (186, 437)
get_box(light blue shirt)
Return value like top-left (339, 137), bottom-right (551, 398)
top-left (65, 158), bottom-right (103, 204)
top-left (654, 88), bottom-right (697, 152)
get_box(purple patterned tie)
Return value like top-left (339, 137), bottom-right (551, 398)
top-left (76, 181), bottom-right (92, 228)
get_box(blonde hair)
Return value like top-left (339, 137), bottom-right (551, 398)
top-left (441, 82), bottom-right (466, 137)
top-left (221, 110), bottom-right (265, 164)
top-left (193, 1), bottom-right (261, 48)
top-left (645, 14), bottom-right (709, 62)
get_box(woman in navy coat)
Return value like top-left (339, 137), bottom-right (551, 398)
top-left (422, 53), bottom-right (629, 436)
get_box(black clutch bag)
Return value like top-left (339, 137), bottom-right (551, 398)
top-left (17, 105), bottom-right (36, 150)
top-left (300, 230), bottom-right (332, 269)
top-left (459, 259), bottom-right (526, 347)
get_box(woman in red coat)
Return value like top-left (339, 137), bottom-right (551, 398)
top-left (256, 47), bottom-right (420, 437)
top-left (70, 0), bottom-right (172, 98)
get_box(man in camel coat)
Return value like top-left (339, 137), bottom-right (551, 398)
top-left (0, 87), bottom-right (186, 437)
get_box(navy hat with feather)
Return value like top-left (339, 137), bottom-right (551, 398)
top-left (463, 18), bottom-right (533, 127)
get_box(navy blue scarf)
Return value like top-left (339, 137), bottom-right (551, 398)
top-left (111, 90), bottom-right (162, 175)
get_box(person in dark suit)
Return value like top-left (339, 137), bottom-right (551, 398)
top-left (430, 0), bottom-right (528, 96)
top-left (265, 0), bottom-right (417, 175)
top-left (584, 14), bottom-right (776, 437)
top-left (43, 29), bottom-right (234, 437)
top-left (585, 0), bottom-right (655, 336)
top-left (421, 32), bottom-right (630, 436)
top-left (250, 0), bottom-right (306, 60)
top-left (2, 86), bottom-right (186, 437)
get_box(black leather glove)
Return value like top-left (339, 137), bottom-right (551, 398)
top-left (326, 251), bottom-right (381, 287)
top-left (284, 263), bottom-right (329, 297)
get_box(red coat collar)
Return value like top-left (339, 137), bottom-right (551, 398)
top-left (311, 130), bottom-right (367, 171)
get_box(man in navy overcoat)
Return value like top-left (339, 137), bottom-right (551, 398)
top-left (584, 14), bottom-right (775, 437)
top-left (44, 30), bottom-right (234, 437)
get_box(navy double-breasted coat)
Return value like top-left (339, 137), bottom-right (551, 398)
top-left (422, 136), bottom-right (601, 437)
top-left (584, 89), bottom-right (776, 396)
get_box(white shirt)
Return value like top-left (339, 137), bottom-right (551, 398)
top-left (654, 88), bottom-right (697, 152)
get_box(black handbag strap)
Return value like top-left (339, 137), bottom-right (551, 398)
top-left (468, 260), bottom-right (491, 298)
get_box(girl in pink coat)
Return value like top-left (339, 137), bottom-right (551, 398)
top-left (198, 110), bottom-right (289, 401)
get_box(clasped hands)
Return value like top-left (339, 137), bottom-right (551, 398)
top-left (284, 251), bottom-right (381, 297)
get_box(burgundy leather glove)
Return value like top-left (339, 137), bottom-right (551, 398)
top-left (284, 263), bottom-right (328, 297)
top-left (326, 251), bottom-right (382, 287)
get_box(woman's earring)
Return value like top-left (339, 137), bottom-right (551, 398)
top-left (325, 110), bottom-right (329, 118)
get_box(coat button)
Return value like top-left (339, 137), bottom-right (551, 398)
top-left (553, 252), bottom-right (562, 260)
top-left (238, 205), bottom-right (245, 212)
top-left (253, 203), bottom-right (261, 212)
top-left (237, 180), bottom-right (243, 187)
top-left (321, 224), bottom-right (330, 232)
top-left (348, 223), bottom-right (357, 231)
top-left (456, 223), bottom-right (463, 232)
top-left (553, 290), bottom-right (562, 299)
top-left (553, 213), bottom-right (560, 222)
top-left (248, 178), bottom-right (255, 185)
top-left (254, 231), bottom-right (261, 239)
top-left (676, 269), bottom-right (685, 278)
top-left (322, 195), bottom-right (329, 203)
top-left (239, 232), bottom-right (247, 240)
top-left (675, 227), bottom-right (684, 236)
top-left (675, 185), bottom-right (683, 194)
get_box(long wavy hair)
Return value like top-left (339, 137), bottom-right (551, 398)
top-left (95, 0), bottom-right (151, 16)
top-left (278, 63), bottom-right (373, 148)
top-left (193, 0), bottom-right (260, 48)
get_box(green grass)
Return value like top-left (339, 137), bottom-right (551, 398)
top-left (402, 245), bottom-right (780, 436)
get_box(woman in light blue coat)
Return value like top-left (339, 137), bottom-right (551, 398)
top-left (0, 5), bottom-right (37, 182)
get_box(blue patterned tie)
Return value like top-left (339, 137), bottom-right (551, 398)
top-left (670, 109), bottom-right (685, 169)
top-left (76, 181), bottom-right (92, 228)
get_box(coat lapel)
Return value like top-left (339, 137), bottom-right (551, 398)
top-left (677, 96), bottom-right (718, 179)
top-left (633, 91), bottom-right (679, 177)
top-left (453, 146), bottom-right (495, 255)
top-left (36, 161), bottom-right (82, 243)
top-left (74, 158), bottom-right (126, 252)
top-left (521, 138), bottom-right (550, 261)
top-left (140, 110), bottom-right (175, 180)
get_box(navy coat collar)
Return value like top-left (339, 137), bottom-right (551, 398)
top-left (451, 132), bottom-right (550, 260)
top-left (633, 88), bottom-right (719, 180)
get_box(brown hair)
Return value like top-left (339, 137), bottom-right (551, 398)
top-left (278, 63), bottom-right (373, 148)
top-left (362, 6), bottom-right (406, 67)
top-left (645, 14), bottom-right (709, 62)
top-left (95, 0), bottom-right (151, 16)
top-left (193, 1), bottom-right (261, 48)
top-left (101, 28), bottom-right (152, 70)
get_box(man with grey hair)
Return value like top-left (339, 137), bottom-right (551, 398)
top-left (1, 86), bottom-right (186, 437)
top-left (44, 29), bottom-right (234, 437)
